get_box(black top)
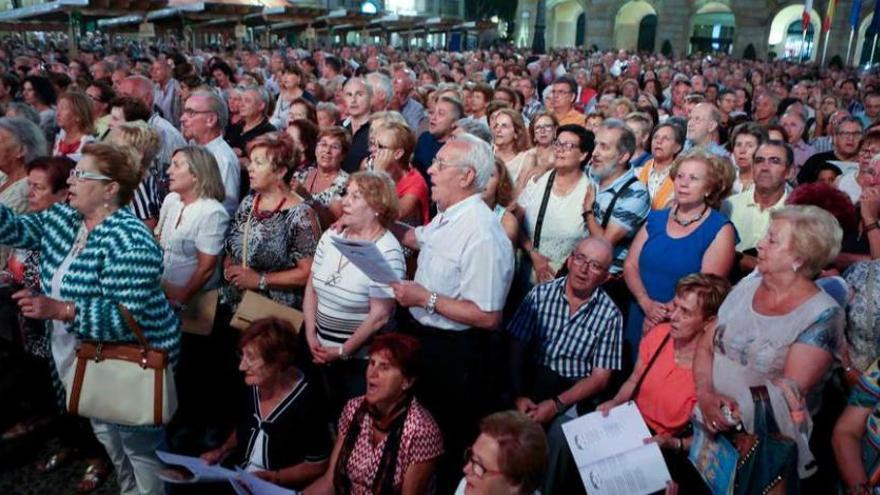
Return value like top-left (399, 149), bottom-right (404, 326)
top-left (342, 120), bottom-right (371, 174)
top-left (798, 150), bottom-right (839, 184)
top-left (225, 118), bottom-right (276, 197)
top-left (234, 378), bottom-right (332, 471)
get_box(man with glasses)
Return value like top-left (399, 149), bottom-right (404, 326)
top-left (390, 133), bottom-right (514, 491)
top-left (515, 76), bottom-right (544, 123)
top-left (506, 236), bottom-right (622, 495)
top-left (180, 90), bottom-right (240, 215)
top-left (548, 76), bottom-right (586, 128)
top-left (798, 115), bottom-right (864, 184)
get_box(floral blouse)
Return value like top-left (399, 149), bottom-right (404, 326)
top-left (221, 194), bottom-right (319, 311)
top-left (293, 167), bottom-right (349, 208)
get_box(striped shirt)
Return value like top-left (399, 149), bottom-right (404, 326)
top-left (310, 229), bottom-right (405, 349)
top-left (592, 169), bottom-right (650, 273)
top-left (507, 277), bottom-right (623, 380)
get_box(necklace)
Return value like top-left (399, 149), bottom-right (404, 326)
top-left (253, 193), bottom-right (287, 220)
top-left (71, 223), bottom-right (89, 257)
top-left (325, 228), bottom-right (384, 287)
top-left (672, 203), bottom-right (708, 227)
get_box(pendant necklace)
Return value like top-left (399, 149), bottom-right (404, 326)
top-left (672, 204), bottom-right (708, 227)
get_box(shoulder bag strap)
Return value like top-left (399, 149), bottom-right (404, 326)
top-left (241, 199), bottom-right (256, 269)
top-left (117, 303), bottom-right (150, 350)
top-left (601, 176), bottom-right (640, 229)
top-left (631, 331), bottom-right (672, 401)
top-left (532, 170), bottom-right (557, 251)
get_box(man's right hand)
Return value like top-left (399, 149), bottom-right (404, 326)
top-left (515, 397), bottom-right (538, 415)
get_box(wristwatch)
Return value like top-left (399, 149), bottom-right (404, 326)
top-left (258, 273), bottom-right (268, 291)
top-left (425, 291), bottom-right (438, 314)
top-left (552, 396), bottom-right (567, 414)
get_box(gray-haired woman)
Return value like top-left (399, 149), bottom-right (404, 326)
top-left (0, 117), bottom-right (48, 268)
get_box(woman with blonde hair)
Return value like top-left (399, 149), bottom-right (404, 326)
top-left (104, 121), bottom-right (162, 229)
top-left (368, 121), bottom-right (429, 227)
top-left (491, 107), bottom-right (534, 187)
top-left (53, 91), bottom-right (96, 162)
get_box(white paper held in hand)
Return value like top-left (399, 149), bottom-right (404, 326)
top-left (155, 450), bottom-right (237, 484)
top-left (330, 235), bottom-right (401, 284)
top-left (561, 401), bottom-right (672, 495)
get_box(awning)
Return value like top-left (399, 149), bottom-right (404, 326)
top-left (0, 0), bottom-right (168, 32)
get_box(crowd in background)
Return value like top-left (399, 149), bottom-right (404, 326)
top-left (0, 35), bottom-right (879, 495)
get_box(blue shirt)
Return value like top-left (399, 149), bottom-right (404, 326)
top-left (592, 169), bottom-right (651, 273)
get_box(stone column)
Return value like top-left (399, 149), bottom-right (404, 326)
top-left (583, 0), bottom-right (615, 50)
top-left (653, 0), bottom-right (690, 56)
top-left (730, 1), bottom-right (770, 59)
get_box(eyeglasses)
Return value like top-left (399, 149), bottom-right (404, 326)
top-left (239, 352), bottom-right (264, 369)
top-left (837, 131), bottom-right (863, 139)
top-left (182, 108), bottom-right (213, 117)
top-left (534, 124), bottom-right (556, 132)
top-left (464, 448), bottom-right (504, 479)
top-left (70, 169), bottom-right (112, 182)
top-left (317, 141), bottom-right (344, 152)
top-left (570, 253), bottom-right (609, 273)
top-left (369, 139), bottom-right (395, 151)
top-left (553, 140), bottom-right (580, 152)
top-left (430, 156), bottom-right (459, 171)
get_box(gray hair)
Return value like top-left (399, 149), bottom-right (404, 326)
top-left (834, 115), bottom-right (864, 135)
top-left (366, 72), bottom-right (394, 106)
top-left (5, 102), bottom-right (40, 125)
top-left (344, 77), bottom-right (373, 102)
top-left (191, 90), bottom-right (229, 131)
top-left (770, 206), bottom-right (842, 278)
top-left (451, 132), bottom-right (494, 191)
top-left (0, 117), bottom-right (47, 165)
top-left (316, 101), bottom-right (340, 120)
top-left (369, 110), bottom-right (407, 127)
top-left (239, 85), bottom-right (271, 116)
top-left (599, 118), bottom-right (636, 157)
top-left (455, 117), bottom-right (493, 145)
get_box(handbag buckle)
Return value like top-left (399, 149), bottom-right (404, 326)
top-left (140, 349), bottom-right (149, 369)
top-left (93, 343), bottom-right (103, 362)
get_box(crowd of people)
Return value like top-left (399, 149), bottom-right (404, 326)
top-left (0, 36), bottom-right (880, 495)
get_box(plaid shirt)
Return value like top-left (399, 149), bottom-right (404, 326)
top-left (522, 97), bottom-right (544, 122)
top-left (507, 277), bottom-right (623, 380)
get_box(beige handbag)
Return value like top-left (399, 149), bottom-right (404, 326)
top-left (161, 282), bottom-right (218, 336)
top-left (229, 199), bottom-right (306, 332)
top-left (66, 305), bottom-right (177, 426)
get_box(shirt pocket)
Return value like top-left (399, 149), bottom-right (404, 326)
top-left (424, 248), bottom-right (461, 297)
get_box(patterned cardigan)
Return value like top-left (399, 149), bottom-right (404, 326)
top-left (0, 203), bottom-right (180, 364)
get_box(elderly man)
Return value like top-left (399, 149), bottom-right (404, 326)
top-left (799, 115), bottom-right (863, 184)
top-left (117, 75), bottom-right (186, 195)
top-left (549, 76), bottom-right (586, 127)
top-left (180, 90), bottom-right (241, 216)
top-left (779, 110), bottom-right (815, 175)
top-left (723, 141), bottom-right (792, 272)
top-left (365, 71), bottom-right (393, 113)
top-left (391, 133), bottom-right (514, 491)
top-left (150, 57), bottom-right (181, 127)
top-left (341, 77), bottom-right (373, 173)
top-left (392, 67), bottom-right (427, 134)
top-left (89, 60), bottom-right (113, 83)
top-left (753, 91), bottom-right (779, 127)
top-left (507, 236), bottom-right (622, 495)
top-left (224, 85), bottom-right (275, 163)
top-left (516, 75), bottom-right (544, 122)
top-left (685, 102), bottom-right (729, 157)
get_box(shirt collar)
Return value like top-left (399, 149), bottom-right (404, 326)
top-left (435, 194), bottom-right (483, 224)
top-left (599, 168), bottom-right (636, 193)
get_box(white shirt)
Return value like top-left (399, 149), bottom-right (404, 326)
top-left (202, 135), bottom-right (242, 216)
top-left (154, 78), bottom-right (181, 128)
top-left (52, 129), bottom-right (95, 163)
top-left (156, 194), bottom-right (229, 289)
top-left (411, 194), bottom-right (514, 330)
top-left (518, 170), bottom-right (589, 270)
top-left (148, 113), bottom-right (187, 176)
top-left (838, 170), bottom-right (861, 205)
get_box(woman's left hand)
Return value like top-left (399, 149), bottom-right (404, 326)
top-left (527, 400), bottom-right (558, 424)
top-left (644, 434), bottom-right (680, 451)
top-left (226, 266), bottom-right (260, 291)
top-left (371, 149), bottom-right (395, 171)
top-left (12, 289), bottom-right (65, 321)
top-left (312, 345), bottom-right (344, 364)
top-left (252, 470), bottom-right (280, 484)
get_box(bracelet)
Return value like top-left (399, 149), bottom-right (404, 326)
top-left (865, 221), bottom-right (880, 233)
top-left (338, 344), bottom-right (349, 360)
top-left (65, 301), bottom-right (73, 322)
top-left (552, 396), bottom-right (566, 414)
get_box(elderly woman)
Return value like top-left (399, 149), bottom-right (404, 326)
top-left (157, 146), bottom-right (229, 311)
top-left (317, 102), bottom-right (341, 129)
top-left (516, 124), bottom-right (593, 286)
top-left (491, 108), bottom-right (534, 187)
top-left (456, 411), bottom-right (548, 495)
top-left (636, 122), bottom-right (686, 210)
top-left (305, 333), bottom-right (444, 495)
top-left (599, 274), bottom-right (730, 490)
top-left (2, 142), bottom-right (179, 494)
top-left (729, 122), bottom-right (769, 194)
top-left (52, 91), bottom-right (96, 162)
top-left (199, 318), bottom-right (331, 489)
top-left (293, 126), bottom-right (350, 227)
top-left (0, 117), bottom-right (48, 269)
top-left (23, 75), bottom-right (58, 142)
top-left (522, 111), bottom-right (558, 190)
top-left (833, 359), bottom-right (880, 495)
top-left (624, 149), bottom-right (737, 361)
top-left (369, 121), bottom-right (429, 226)
top-left (305, 171), bottom-right (406, 418)
top-left (694, 205), bottom-right (844, 481)
top-left (289, 97), bottom-right (318, 124)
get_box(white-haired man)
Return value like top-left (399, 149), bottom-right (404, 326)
top-left (391, 133), bottom-right (514, 491)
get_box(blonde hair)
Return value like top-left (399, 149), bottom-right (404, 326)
top-left (59, 91), bottom-right (96, 135)
top-left (81, 142), bottom-right (141, 206)
top-left (349, 171), bottom-right (400, 228)
top-left (670, 148), bottom-right (735, 209)
top-left (105, 121), bottom-right (159, 179)
top-left (490, 107), bottom-right (531, 153)
top-left (374, 121), bottom-right (416, 168)
top-left (770, 206), bottom-right (843, 278)
top-left (172, 146), bottom-right (226, 203)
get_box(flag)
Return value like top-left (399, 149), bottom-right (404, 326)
top-left (824, 0), bottom-right (838, 32)
top-left (869, 0), bottom-right (880, 34)
top-left (851, 0), bottom-right (863, 28)
top-left (803, 0), bottom-right (814, 31)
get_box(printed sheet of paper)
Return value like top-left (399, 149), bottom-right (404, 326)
top-left (229, 467), bottom-right (299, 495)
top-left (562, 401), bottom-right (672, 495)
top-left (156, 450), bottom-right (236, 484)
top-left (330, 235), bottom-right (400, 284)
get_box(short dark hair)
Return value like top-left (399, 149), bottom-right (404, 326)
top-left (556, 123), bottom-right (595, 155)
top-left (551, 75), bottom-right (577, 95)
top-left (88, 80), bottom-right (116, 104)
top-left (23, 75), bottom-right (57, 106)
top-left (26, 155), bottom-right (75, 193)
top-left (110, 96), bottom-right (151, 122)
top-left (759, 139), bottom-right (795, 168)
top-left (239, 317), bottom-right (298, 373)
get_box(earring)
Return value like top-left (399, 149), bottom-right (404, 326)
top-left (791, 262), bottom-right (800, 272)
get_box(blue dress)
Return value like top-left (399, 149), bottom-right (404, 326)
top-left (625, 208), bottom-right (734, 360)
